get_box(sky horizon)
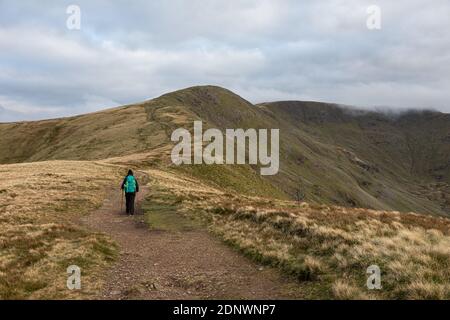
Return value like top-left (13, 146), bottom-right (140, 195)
top-left (1, 0), bottom-right (450, 121)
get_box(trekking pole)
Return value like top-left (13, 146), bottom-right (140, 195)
top-left (120, 189), bottom-right (124, 213)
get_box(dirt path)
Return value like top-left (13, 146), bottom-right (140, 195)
top-left (82, 177), bottom-right (303, 300)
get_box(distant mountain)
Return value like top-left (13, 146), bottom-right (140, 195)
top-left (0, 85), bottom-right (448, 215)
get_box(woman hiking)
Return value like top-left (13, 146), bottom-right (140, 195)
top-left (121, 169), bottom-right (139, 215)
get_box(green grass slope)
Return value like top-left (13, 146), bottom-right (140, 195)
top-left (260, 101), bottom-right (449, 215)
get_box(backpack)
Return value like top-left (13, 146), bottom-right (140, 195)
top-left (124, 175), bottom-right (136, 193)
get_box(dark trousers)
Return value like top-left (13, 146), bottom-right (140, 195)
top-left (125, 192), bottom-right (136, 215)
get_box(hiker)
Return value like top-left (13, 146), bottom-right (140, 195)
top-left (121, 169), bottom-right (139, 215)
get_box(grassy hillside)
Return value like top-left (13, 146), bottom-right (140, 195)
top-left (1, 159), bottom-right (448, 299)
top-left (149, 87), bottom-right (450, 215)
top-left (258, 101), bottom-right (450, 215)
top-left (0, 161), bottom-right (122, 299)
top-left (144, 168), bottom-right (450, 299)
top-left (1, 85), bottom-right (448, 300)
top-left (0, 85), bottom-right (448, 215)
top-left (0, 102), bottom-right (183, 164)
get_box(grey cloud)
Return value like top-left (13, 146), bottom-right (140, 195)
top-left (0, 0), bottom-right (449, 122)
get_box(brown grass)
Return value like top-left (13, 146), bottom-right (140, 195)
top-left (0, 160), bottom-right (122, 299)
top-left (145, 168), bottom-right (450, 300)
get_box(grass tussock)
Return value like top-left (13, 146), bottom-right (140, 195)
top-left (0, 160), bottom-right (121, 299)
top-left (145, 169), bottom-right (450, 299)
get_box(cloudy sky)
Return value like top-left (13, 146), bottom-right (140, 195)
top-left (1, 0), bottom-right (449, 121)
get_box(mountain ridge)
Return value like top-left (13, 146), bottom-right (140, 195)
top-left (0, 85), bottom-right (448, 215)
top-left (3, 85), bottom-right (448, 125)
